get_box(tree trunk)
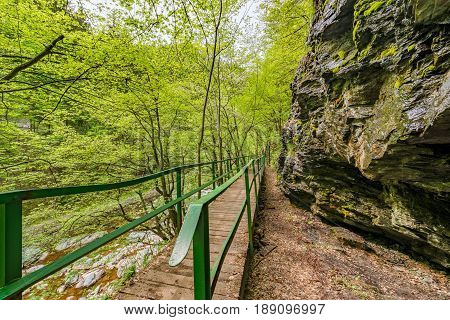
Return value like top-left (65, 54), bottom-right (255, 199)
top-left (196, 0), bottom-right (223, 198)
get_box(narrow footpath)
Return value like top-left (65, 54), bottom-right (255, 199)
top-left (245, 169), bottom-right (449, 299)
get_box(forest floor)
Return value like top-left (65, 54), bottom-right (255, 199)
top-left (245, 169), bottom-right (449, 300)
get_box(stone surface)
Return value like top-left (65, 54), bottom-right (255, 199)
top-left (201, 188), bottom-right (213, 196)
top-left (64, 272), bottom-right (79, 286)
top-left (57, 285), bottom-right (66, 294)
top-left (75, 269), bottom-right (105, 288)
top-left (414, 0), bottom-right (450, 24)
top-left (127, 231), bottom-right (162, 244)
top-left (55, 231), bottom-right (107, 251)
top-left (24, 264), bottom-right (44, 274)
top-left (279, 0), bottom-right (450, 267)
top-left (38, 252), bottom-right (49, 262)
top-left (22, 246), bottom-right (43, 267)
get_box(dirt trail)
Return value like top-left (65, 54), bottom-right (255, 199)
top-left (245, 168), bottom-right (449, 300)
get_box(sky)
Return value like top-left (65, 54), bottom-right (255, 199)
top-left (70, 0), bottom-right (265, 51)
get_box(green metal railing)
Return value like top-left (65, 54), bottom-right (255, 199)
top-left (169, 155), bottom-right (266, 299)
top-left (0, 156), bottom-right (249, 299)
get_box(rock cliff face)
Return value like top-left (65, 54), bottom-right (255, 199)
top-left (278, 0), bottom-right (450, 267)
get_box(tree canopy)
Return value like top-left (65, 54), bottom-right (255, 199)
top-left (0, 0), bottom-right (312, 191)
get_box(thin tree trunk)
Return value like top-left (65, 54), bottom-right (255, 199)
top-left (155, 101), bottom-right (176, 233)
top-left (196, 0), bottom-right (223, 197)
top-left (216, 56), bottom-right (223, 183)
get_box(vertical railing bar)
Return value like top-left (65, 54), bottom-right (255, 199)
top-left (0, 203), bottom-right (5, 289)
top-left (212, 162), bottom-right (216, 189)
top-left (0, 156), bottom-right (250, 300)
top-left (0, 200), bottom-right (22, 300)
top-left (218, 157), bottom-right (223, 185)
top-left (192, 205), bottom-right (211, 300)
top-left (257, 158), bottom-right (261, 191)
top-left (252, 160), bottom-right (259, 214)
top-left (176, 168), bottom-right (182, 233)
top-left (244, 165), bottom-right (254, 255)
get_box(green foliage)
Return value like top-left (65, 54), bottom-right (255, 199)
top-left (235, 0), bottom-right (313, 157)
top-left (0, 0), bottom-right (313, 250)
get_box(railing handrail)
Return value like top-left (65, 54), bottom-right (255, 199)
top-left (169, 159), bottom-right (257, 267)
top-left (168, 154), bottom-right (266, 299)
top-left (0, 156), bottom-right (247, 203)
top-left (0, 155), bottom-right (248, 299)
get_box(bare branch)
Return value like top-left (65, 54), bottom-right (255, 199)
top-left (0, 77), bottom-right (90, 93)
top-left (1, 35), bottom-right (64, 81)
top-left (39, 64), bottom-right (100, 123)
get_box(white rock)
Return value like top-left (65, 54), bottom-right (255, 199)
top-left (81, 258), bottom-right (94, 268)
top-left (127, 231), bottom-right (162, 244)
top-left (56, 232), bottom-right (107, 251)
top-left (102, 251), bottom-right (125, 265)
top-left (116, 258), bottom-right (136, 278)
top-left (91, 285), bottom-right (101, 296)
top-left (136, 243), bottom-right (144, 249)
top-left (38, 252), bottom-right (49, 262)
top-left (136, 248), bottom-right (151, 267)
top-left (103, 284), bottom-right (116, 296)
top-left (64, 273), bottom-right (79, 286)
top-left (60, 267), bottom-right (71, 275)
top-left (75, 269), bottom-right (105, 288)
top-left (57, 285), bottom-right (66, 294)
top-left (55, 238), bottom-right (79, 251)
top-left (201, 188), bottom-right (212, 196)
top-left (36, 282), bottom-right (48, 290)
top-left (22, 246), bottom-right (43, 266)
top-left (79, 232), bottom-right (107, 246)
top-left (24, 264), bottom-right (44, 274)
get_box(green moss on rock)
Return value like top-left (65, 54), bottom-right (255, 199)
top-left (352, 20), bottom-right (361, 45)
top-left (378, 44), bottom-right (397, 59)
top-left (364, 1), bottom-right (385, 16)
top-left (280, 0), bottom-right (450, 267)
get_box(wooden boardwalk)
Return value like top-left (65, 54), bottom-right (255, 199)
top-left (118, 174), bottom-right (257, 300)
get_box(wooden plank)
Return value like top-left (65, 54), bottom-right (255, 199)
top-left (117, 174), bottom-right (257, 300)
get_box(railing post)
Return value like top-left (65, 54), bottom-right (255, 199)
top-left (262, 155), bottom-right (266, 176)
top-left (251, 160), bottom-right (259, 213)
top-left (176, 168), bottom-right (182, 232)
top-left (218, 159), bottom-right (223, 185)
top-left (211, 162), bottom-right (216, 189)
top-left (244, 166), bottom-right (254, 255)
top-left (0, 200), bottom-right (22, 299)
top-left (257, 158), bottom-right (261, 191)
top-left (228, 159), bottom-right (231, 178)
top-left (192, 205), bottom-right (211, 300)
